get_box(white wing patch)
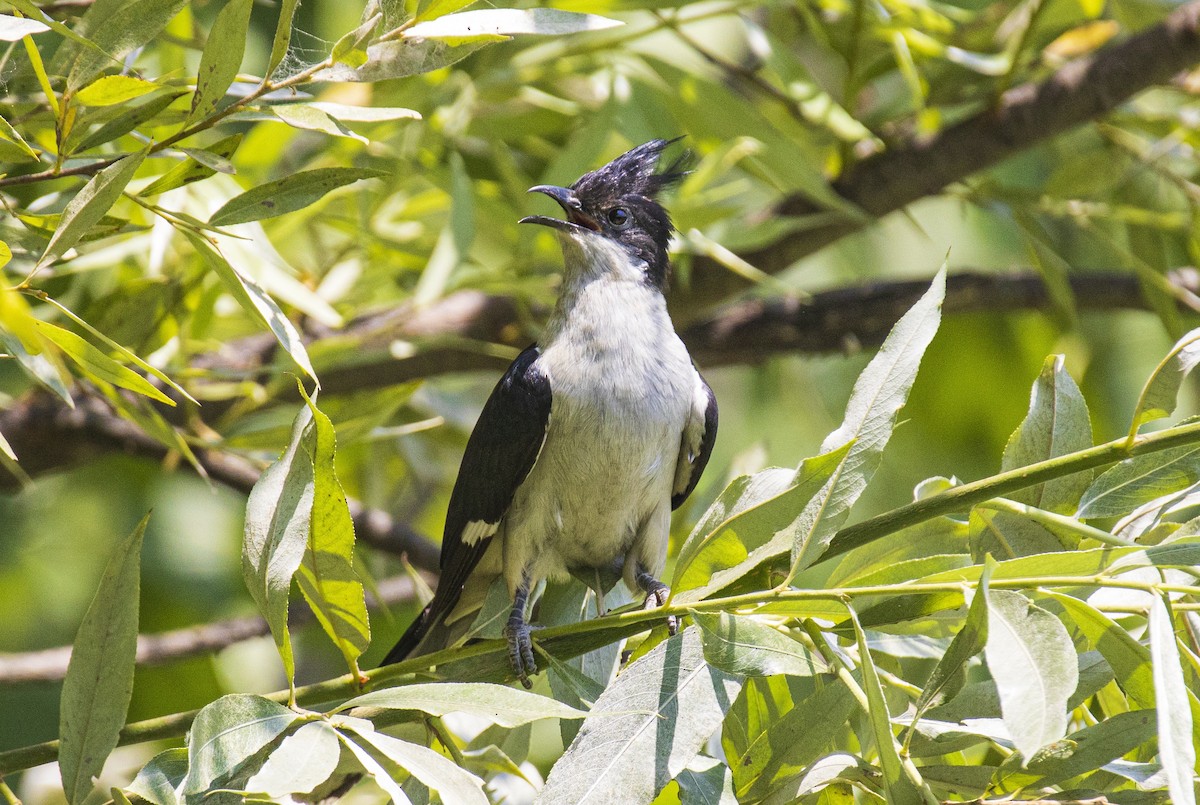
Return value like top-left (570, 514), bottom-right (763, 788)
top-left (674, 372), bottom-right (710, 496)
top-left (461, 519), bottom-right (499, 545)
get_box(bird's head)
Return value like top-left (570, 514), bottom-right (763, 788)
top-left (520, 138), bottom-right (688, 290)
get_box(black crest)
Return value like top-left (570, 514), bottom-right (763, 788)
top-left (571, 138), bottom-right (690, 289)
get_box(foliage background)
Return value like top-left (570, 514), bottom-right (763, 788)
top-left (2, 0), bottom-right (1200, 800)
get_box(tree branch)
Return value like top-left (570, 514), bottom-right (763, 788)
top-left (203, 270), bottom-right (1198, 396)
top-left (0, 394), bottom-right (442, 571)
top-left (0, 575), bottom-right (427, 685)
top-left (672, 0), bottom-right (1200, 314)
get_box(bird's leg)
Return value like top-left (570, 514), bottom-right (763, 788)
top-left (503, 576), bottom-right (537, 688)
top-left (635, 567), bottom-right (677, 636)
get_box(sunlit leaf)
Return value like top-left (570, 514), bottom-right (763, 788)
top-left (985, 590), bottom-right (1079, 759)
top-left (295, 384), bottom-right (369, 678)
top-left (789, 265), bottom-right (946, 576)
top-left (187, 0), bottom-right (253, 124)
top-left (1001, 354), bottom-right (1092, 512)
top-left (1077, 442), bottom-right (1200, 519)
top-left (912, 562), bottom-right (991, 719)
top-left (127, 747), bottom-right (187, 805)
top-left (336, 682), bottom-right (585, 725)
top-left (209, 168), bottom-right (385, 227)
top-left (58, 514), bottom-right (148, 805)
top-left (404, 8), bottom-right (621, 44)
top-left (0, 14), bottom-right (49, 40)
top-left (241, 403), bottom-right (315, 693)
top-left (1129, 327), bottom-right (1200, 441)
top-left (692, 611), bottom-right (826, 677)
top-left (183, 694), bottom-right (298, 793)
top-left (847, 607), bottom-right (925, 805)
top-left (342, 726), bottom-right (489, 805)
top-left (723, 677), bottom-right (857, 804)
top-left (536, 627), bottom-right (742, 805)
top-left (74, 75), bottom-right (160, 107)
top-left (245, 721), bottom-right (340, 798)
top-left (33, 320), bottom-right (174, 405)
top-left (1149, 596), bottom-right (1197, 805)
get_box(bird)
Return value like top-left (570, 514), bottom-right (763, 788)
top-left (380, 139), bottom-right (718, 687)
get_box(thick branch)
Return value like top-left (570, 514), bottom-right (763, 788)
top-left (227, 270), bottom-right (1196, 396)
top-left (0, 394), bottom-right (441, 571)
top-left (673, 0), bottom-right (1200, 313)
top-left (0, 575), bottom-right (427, 685)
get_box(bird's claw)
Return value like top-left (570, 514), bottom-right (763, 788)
top-left (503, 619), bottom-right (537, 688)
top-left (642, 583), bottom-right (677, 636)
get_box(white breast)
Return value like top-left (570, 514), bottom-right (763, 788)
top-left (500, 235), bottom-right (696, 593)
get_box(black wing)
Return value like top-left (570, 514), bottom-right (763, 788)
top-left (381, 345), bottom-right (551, 665)
top-left (672, 373), bottom-right (718, 510)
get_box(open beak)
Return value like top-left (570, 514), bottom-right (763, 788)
top-left (519, 185), bottom-right (601, 232)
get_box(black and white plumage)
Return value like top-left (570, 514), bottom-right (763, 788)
top-left (381, 140), bottom-right (718, 686)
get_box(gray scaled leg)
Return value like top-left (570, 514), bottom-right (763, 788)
top-left (502, 576), bottom-right (537, 688)
top-left (635, 566), bottom-right (677, 636)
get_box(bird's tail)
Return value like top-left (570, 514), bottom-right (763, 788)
top-left (379, 602), bottom-right (437, 666)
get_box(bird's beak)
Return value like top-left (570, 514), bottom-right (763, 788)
top-left (519, 185), bottom-right (601, 232)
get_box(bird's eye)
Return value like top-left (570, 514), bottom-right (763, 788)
top-left (607, 207), bottom-right (631, 228)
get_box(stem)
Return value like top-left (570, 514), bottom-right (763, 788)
top-left (823, 420), bottom-right (1200, 561)
top-left (980, 498), bottom-right (1138, 548)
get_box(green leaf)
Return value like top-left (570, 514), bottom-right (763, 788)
top-left (187, 0), bottom-right (253, 124)
top-left (294, 384), bottom-right (369, 677)
top-left (913, 562), bottom-right (991, 719)
top-left (74, 75), bottom-right (160, 106)
top-left (0, 114), bottom-right (38, 159)
top-left (266, 0), bottom-right (302, 77)
top-left (969, 506), bottom-right (1070, 559)
top-left (692, 611), bottom-right (826, 678)
top-left (723, 677), bottom-right (857, 804)
top-left (335, 727), bottom-right (414, 804)
top-left (1149, 596), bottom-right (1197, 805)
top-left (127, 747), bottom-right (188, 805)
top-left (536, 627), bottom-right (743, 805)
top-left (74, 91), bottom-right (185, 153)
top-left (40, 151), bottom-right (146, 267)
top-left (32, 320), bottom-right (173, 405)
top-left (313, 38), bottom-right (491, 82)
top-left (330, 11), bottom-right (380, 66)
top-left (672, 445), bottom-right (853, 603)
top-left (342, 726), bottom-right (489, 805)
top-left (185, 232), bottom-right (317, 382)
top-left (0, 285), bottom-right (74, 405)
top-left (415, 0), bottom-right (479, 22)
top-left (141, 134), bottom-right (243, 197)
top-left (64, 0), bottom-right (187, 92)
top-left (209, 168), bottom-right (385, 227)
top-left (789, 265), bottom-right (946, 576)
top-left (271, 104), bottom-right (366, 143)
top-left (242, 403), bottom-right (315, 693)
top-left (183, 694), bottom-right (299, 794)
top-left (676, 756), bottom-right (737, 805)
top-left (847, 607), bottom-right (926, 805)
top-left (1001, 354), bottom-right (1093, 512)
top-left (1077, 442), bottom-right (1200, 519)
top-left (59, 515), bottom-right (148, 805)
top-left (245, 721), bottom-right (340, 798)
top-left (1129, 326), bottom-right (1200, 442)
top-left (403, 8), bottom-right (621, 43)
top-left (985, 590), bottom-right (1079, 759)
top-left (337, 682), bottom-right (586, 725)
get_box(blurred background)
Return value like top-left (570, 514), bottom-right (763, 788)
top-left (2, 0), bottom-right (1197, 794)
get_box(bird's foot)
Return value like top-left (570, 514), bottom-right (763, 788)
top-left (503, 618), bottom-right (537, 689)
top-left (637, 572), bottom-right (677, 636)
